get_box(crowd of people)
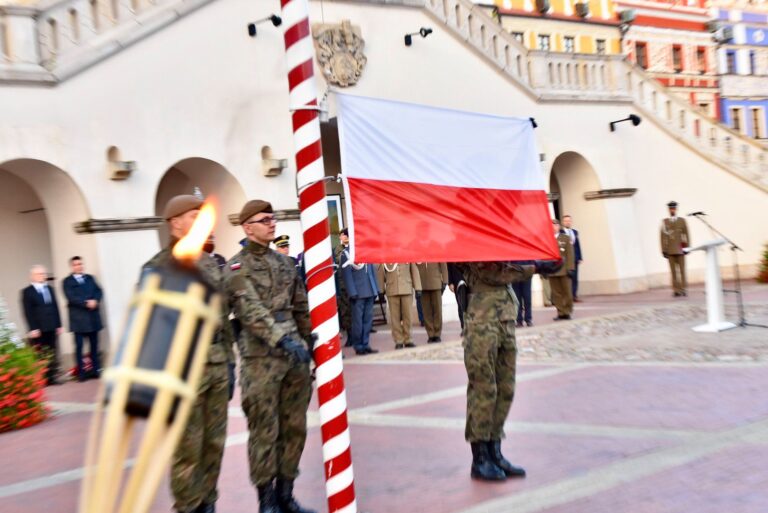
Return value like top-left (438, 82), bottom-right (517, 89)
top-left (15, 196), bottom-right (693, 510)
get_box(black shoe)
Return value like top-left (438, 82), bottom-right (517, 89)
top-left (354, 348), bottom-right (369, 355)
top-left (276, 478), bottom-right (316, 513)
top-left (344, 340), bottom-right (354, 347)
top-left (470, 442), bottom-right (506, 481)
top-left (47, 378), bottom-right (62, 386)
top-left (364, 347), bottom-right (379, 354)
top-left (516, 321), bottom-right (523, 327)
top-left (257, 483), bottom-right (281, 513)
top-left (429, 336), bottom-right (441, 343)
top-left (404, 342), bottom-right (416, 348)
top-left (195, 502), bottom-right (215, 513)
top-left (681, 291), bottom-right (688, 297)
top-left (553, 316), bottom-right (564, 321)
top-left (369, 328), bottom-right (378, 333)
top-left (488, 440), bottom-right (526, 478)
top-left (525, 321), bottom-right (534, 327)
top-left (395, 343), bottom-right (405, 350)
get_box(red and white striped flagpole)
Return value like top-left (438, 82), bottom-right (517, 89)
top-left (280, 1), bottom-right (357, 513)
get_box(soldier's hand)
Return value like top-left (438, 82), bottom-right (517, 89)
top-left (277, 335), bottom-right (312, 365)
top-left (227, 362), bottom-right (236, 401)
top-left (534, 259), bottom-right (563, 276)
top-left (378, 293), bottom-right (386, 303)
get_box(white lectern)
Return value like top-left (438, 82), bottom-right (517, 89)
top-left (684, 239), bottom-right (736, 332)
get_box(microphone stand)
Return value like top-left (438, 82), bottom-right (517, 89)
top-left (688, 213), bottom-right (767, 329)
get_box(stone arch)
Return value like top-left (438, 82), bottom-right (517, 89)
top-left (549, 151), bottom-right (618, 294)
top-left (154, 158), bottom-right (246, 259)
top-left (0, 158), bottom-right (99, 345)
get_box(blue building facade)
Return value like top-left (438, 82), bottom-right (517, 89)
top-left (713, 8), bottom-right (768, 140)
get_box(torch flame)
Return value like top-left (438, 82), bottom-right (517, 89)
top-left (172, 203), bottom-right (216, 261)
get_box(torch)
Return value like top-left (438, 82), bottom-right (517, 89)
top-left (78, 204), bottom-right (220, 513)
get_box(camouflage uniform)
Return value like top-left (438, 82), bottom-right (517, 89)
top-left (142, 246), bottom-right (235, 513)
top-left (334, 244), bottom-right (352, 336)
top-left (458, 261), bottom-right (534, 442)
top-left (224, 240), bottom-right (313, 487)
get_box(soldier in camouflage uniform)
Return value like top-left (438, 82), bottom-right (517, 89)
top-left (143, 195), bottom-right (235, 513)
top-left (457, 259), bottom-right (561, 481)
top-left (224, 200), bottom-right (315, 513)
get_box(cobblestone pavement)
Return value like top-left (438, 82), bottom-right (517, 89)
top-left (367, 303), bottom-right (768, 364)
top-left (1, 284), bottom-right (767, 513)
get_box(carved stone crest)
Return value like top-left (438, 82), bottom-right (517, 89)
top-left (313, 20), bottom-right (367, 87)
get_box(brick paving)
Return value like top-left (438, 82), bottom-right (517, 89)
top-left (0, 283), bottom-right (766, 513)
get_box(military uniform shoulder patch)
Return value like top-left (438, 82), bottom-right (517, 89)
top-left (230, 262), bottom-right (242, 271)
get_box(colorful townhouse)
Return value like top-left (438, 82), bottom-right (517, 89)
top-left (484, 0), bottom-right (623, 55)
top-left (711, 4), bottom-right (768, 140)
top-left (616, 0), bottom-right (719, 118)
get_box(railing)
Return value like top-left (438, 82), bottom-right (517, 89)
top-left (0, 0), bottom-right (212, 84)
top-left (424, 0), bottom-right (768, 190)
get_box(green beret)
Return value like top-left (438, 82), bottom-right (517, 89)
top-left (273, 235), bottom-right (290, 247)
top-left (163, 195), bottom-right (204, 220)
top-left (239, 199), bottom-right (273, 225)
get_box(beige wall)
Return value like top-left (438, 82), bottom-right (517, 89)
top-left (0, 0), bottom-right (765, 356)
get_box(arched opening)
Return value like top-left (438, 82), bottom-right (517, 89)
top-left (0, 159), bottom-right (99, 359)
top-left (154, 158), bottom-right (246, 259)
top-left (549, 151), bottom-right (618, 294)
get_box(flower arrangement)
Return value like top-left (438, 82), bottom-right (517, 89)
top-left (0, 297), bottom-right (50, 433)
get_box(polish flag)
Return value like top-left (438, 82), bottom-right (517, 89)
top-left (337, 94), bottom-right (560, 263)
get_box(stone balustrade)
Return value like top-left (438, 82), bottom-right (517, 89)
top-left (425, 0), bottom-right (768, 190)
top-left (0, 0), bottom-right (212, 84)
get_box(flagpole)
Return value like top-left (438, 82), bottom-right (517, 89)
top-left (280, 1), bottom-right (358, 512)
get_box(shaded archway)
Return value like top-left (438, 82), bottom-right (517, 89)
top-left (154, 158), bottom-right (246, 259)
top-left (0, 159), bottom-right (99, 353)
top-left (549, 152), bottom-right (618, 294)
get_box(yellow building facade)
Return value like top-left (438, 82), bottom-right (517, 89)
top-left (485, 0), bottom-right (622, 54)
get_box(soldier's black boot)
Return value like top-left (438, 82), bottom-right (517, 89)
top-left (470, 442), bottom-right (506, 481)
top-left (276, 478), bottom-right (317, 513)
top-left (488, 440), bottom-right (526, 478)
top-left (257, 483), bottom-right (281, 513)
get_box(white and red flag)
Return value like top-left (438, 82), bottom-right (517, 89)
top-left (337, 94), bottom-right (560, 263)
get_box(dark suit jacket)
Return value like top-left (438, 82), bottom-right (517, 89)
top-left (340, 250), bottom-right (378, 299)
top-left (572, 228), bottom-right (583, 262)
top-left (21, 284), bottom-right (62, 333)
top-left (63, 274), bottom-right (103, 333)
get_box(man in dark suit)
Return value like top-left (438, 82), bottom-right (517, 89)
top-left (21, 265), bottom-right (63, 385)
top-left (562, 215), bottom-right (583, 302)
top-left (63, 256), bottom-right (103, 381)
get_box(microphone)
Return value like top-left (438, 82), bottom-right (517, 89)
top-left (687, 211), bottom-right (705, 216)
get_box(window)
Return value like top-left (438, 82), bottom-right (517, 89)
top-left (749, 51), bottom-right (756, 75)
top-left (596, 39), bottom-right (606, 55)
top-left (730, 107), bottom-right (742, 132)
top-left (636, 42), bottom-right (648, 69)
top-left (511, 31), bottom-right (524, 44)
top-left (699, 103), bottom-right (710, 116)
top-left (672, 45), bottom-right (683, 72)
top-left (564, 36), bottom-right (575, 53)
top-left (696, 47), bottom-right (706, 73)
top-left (726, 50), bottom-right (736, 74)
top-left (751, 108), bottom-right (763, 138)
top-left (538, 34), bottom-right (551, 51)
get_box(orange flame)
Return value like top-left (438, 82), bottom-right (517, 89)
top-left (172, 203), bottom-right (216, 261)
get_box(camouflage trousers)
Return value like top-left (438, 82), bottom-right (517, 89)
top-left (463, 319), bottom-right (518, 442)
top-left (171, 362), bottom-right (229, 512)
top-left (241, 354), bottom-right (312, 487)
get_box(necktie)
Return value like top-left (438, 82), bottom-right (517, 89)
top-left (41, 286), bottom-right (51, 304)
